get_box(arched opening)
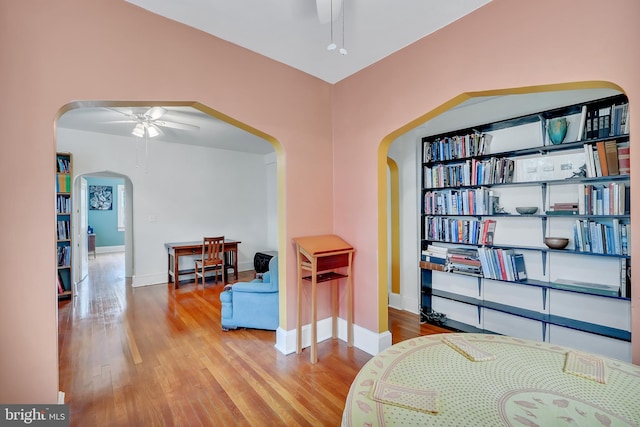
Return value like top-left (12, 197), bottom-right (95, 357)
top-left (378, 82), bottom-right (627, 339)
top-left (55, 99), bottom-right (288, 327)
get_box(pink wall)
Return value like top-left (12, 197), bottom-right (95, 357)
top-left (1, 0), bottom-right (640, 404)
top-left (333, 0), bottom-right (640, 357)
top-left (0, 0), bottom-right (334, 403)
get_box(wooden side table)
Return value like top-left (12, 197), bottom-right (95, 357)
top-left (293, 234), bottom-right (354, 364)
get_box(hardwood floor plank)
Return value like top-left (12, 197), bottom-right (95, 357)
top-left (58, 252), bottom-right (451, 426)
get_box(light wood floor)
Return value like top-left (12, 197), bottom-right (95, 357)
top-left (58, 252), bottom-right (449, 426)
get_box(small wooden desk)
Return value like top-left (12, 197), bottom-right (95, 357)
top-left (294, 234), bottom-right (354, 364)
top-left (164, 239), bottom-right (241, 288)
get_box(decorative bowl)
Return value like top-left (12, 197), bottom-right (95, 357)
top-left (544, 237), bottom-right (569, 250)
top-left (515, 206), bottom-right (538, 215)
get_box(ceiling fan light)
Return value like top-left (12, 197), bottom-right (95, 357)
top-left (327, 43), bottom-right (337, 51)
top-left (132, 123), bottom-right (145, 138)
top-left (339, 47), bottom-right (347, 55)
top-left (146, 125), bottom-right (160, 138)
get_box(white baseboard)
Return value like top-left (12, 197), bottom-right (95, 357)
top-left (275, 317), bottom-right (393, 357)
top-left (388, 292), bottom-right (403, 310)
top-left (96, 245), bottom-right (125, 254)
top-left (131, 273), bottom-right (167, 287)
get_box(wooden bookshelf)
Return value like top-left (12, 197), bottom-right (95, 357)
top-left (56, 152), bottom-right (73, 299)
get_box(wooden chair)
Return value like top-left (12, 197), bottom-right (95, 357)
top-left (194, 236), bottom-right (225, 286)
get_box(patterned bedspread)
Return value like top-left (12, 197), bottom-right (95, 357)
top-left (342, 334), bottom-right (640, 426)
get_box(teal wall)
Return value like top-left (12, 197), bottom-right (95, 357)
top-left (87, 177), bottom-right (125, 247)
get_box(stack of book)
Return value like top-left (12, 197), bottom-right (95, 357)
top-left (421, 245), bottom-right (448, 271)
top-left (546, 202), bottom-right (578, 216)
top-left (477, 247), bottom-right (527, 282)
top-left (446, 247), bottom-right (482, 277)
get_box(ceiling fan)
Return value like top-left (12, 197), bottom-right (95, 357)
top-left (103, 106), bottom-right (200, 138)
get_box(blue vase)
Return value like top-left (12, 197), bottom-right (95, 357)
top-left (548, 118), bottom-right (568, 145)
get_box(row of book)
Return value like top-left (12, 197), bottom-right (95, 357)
top-left (582, 102), bottom-right (629, 140)
top-left (477, 247), bottom-right (527, 282)
top-left (57, 220), bottom-right (71, 240)
top-left (56, 174), bottom-right (71, 193)
top-left (578, 182), bottom-right (628, 216)
top-left (583, 140), bottom-right (629, 178)
top-left (423, 157), bottom-right (515, 189)
top-left (573, 219), bottom-right (630, 255)
top-left (424, 187), bottom-right (500, 216)
top-left (56, 157), bottom-right (71, 173)
top-left (422, 132), bottom-right (493, 163)
top-left (424, 218), bottom-right (496, 245)
top-left (56, 195), bottom-right (71, 214)
top-left (57, 246), bottom-right (71, 267)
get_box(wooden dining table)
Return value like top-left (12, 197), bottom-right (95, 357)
top-left (164, 239), bottom-right (241, 288)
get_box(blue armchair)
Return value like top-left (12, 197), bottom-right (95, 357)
top-left (220, 256), bottom-right (279, 331)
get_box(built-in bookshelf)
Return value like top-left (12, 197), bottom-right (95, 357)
top-left (420, 94), bottom-right (632, 361)
top-left (56, 152), bottom-right (73, 299)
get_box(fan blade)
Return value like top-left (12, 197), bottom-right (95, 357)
top-left (144, 107), bottom-right (167, 121)
top-left (103, 107), bottom-right (135, 118)
top-left (154, 120), bottom-right (200, 132)
top-left (99, 119), bottom-right (137, 124)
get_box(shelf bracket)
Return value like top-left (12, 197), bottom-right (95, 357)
top-left (541, 251), bottom-right (547, 276)
top-left (542, 287), bottom-right (547, 311)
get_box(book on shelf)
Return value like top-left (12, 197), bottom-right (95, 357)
top-left (511, 254), bottom-right (527, 281)
top-left (552, 278), bottom-right (620, 297)
top-left (617, 142), bottom-right (630, 175)
top-left (596, 141), bottom-right (609, 176)
top-left (620, 257), bottom-right (631, 298)
top-left (480, 219), bottom-right (496, 245)
top-left (576, 105), bottom-right (587, 140)
top-left (547, 202), bottom-right (578, 216)
top-left (420, 260), bottom-right (446, 272)
top-left (421, 245), bottom-right (448, 265)
top-left (604, 140), bottom-right (619, 175)
top-left (611, 103), bottom-right (629, 136)
top-left (57, 272), bottom-right (64, 294)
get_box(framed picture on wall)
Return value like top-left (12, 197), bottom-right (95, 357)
top-left (89, 185), bottom-right (113, 210)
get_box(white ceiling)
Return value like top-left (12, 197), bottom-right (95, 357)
top-left (57, 2), bottom-right (620, 155)
top-left (58, 104), bottom-right (275, 155)
top-left (123, 0), bottom-right (492, 84)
